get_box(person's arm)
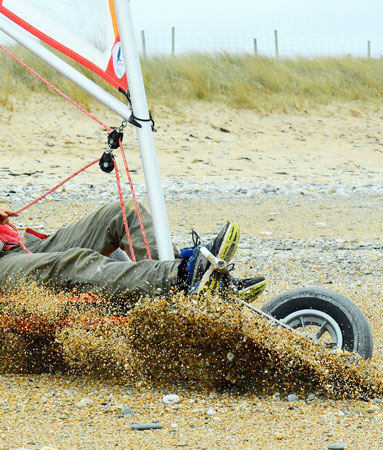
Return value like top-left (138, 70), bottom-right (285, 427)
top-left (0, 207), bottom-right (18, 225)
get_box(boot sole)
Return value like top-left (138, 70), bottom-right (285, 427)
top-left (239, 280), bottom-right (266, 301)
top-left (217, 222), bottom-right (240, 263)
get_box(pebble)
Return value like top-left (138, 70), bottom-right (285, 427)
top-left (286, 394), bottom-right (299, 402)
top-left (162, 394), bottom-right (180, 405)
top-left (226, 352), bottom-right (235, 362)
top-left (207, 407), bottom-right (217, 415)
top-left (130, 423), bottom-right (163, 430)
top-left (306, 393), bottom-right (316, 402)
top-left (328, 444), bottom-right (345, 450)
top-left (263, 184), bottom-right (279, 194)
top-left (120, 407), bottom-right (135, 416)
top-left (275, 433), bottom-right (286, 440)
top-left (373, 397), bottom-right (382, 404)
top-left (366, 405), bottom-right (380, 414)
top-left (76, 397), bottom-right (93, 408)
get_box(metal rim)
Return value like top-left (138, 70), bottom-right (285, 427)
top-left (281, 309), bottom-right (343, 349)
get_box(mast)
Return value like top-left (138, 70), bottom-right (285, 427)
top-left (114, 0), bottom-right (174, 261)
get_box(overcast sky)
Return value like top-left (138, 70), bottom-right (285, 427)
top-left (129, 0), bottom-right (383, 56)
top-left (131, 0), bottom-right (381, 41)
top-left (1, 1), bottom-right (382, 56)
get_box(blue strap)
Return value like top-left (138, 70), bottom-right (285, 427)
top-left (179, 248), bottom-right (194, 259)
top-left (179, 246), bottom-right (200, 287)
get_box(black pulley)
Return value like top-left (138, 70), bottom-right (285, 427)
top-left (99, 151), bottom-right (115, 173)
top-left (107, 129), bottom-right (124, 150)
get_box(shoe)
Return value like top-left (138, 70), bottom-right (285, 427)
top-left (220, 263), bottom-right (266, 301)
top-left (183, 222), bottom-right (240, 295)
top-left (205, 221), bottom-right (240, 263)
top-left (227, 276), bottom-right (266, 301)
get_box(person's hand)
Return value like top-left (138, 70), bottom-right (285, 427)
top-left (0, 207), bottom-right (18, 225)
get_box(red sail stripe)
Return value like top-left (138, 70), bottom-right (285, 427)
top-left (0, 3), bottom-right (128, 92)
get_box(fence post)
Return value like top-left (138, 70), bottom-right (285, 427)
top-left (253, 38), bottom-right (258, 56)
top-left (141, 30), bottom-right (147, 58)
top-left (171, 26), bottom-right (175, 56)
top-left (367, 40), bottom-right (371, 59)
top-left (274, 30), bottom-right (279, 59)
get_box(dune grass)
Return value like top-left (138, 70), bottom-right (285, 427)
top-left (1, 46), bottom-right (383, 112)
top-left (142, 53), bottom-right (383, 111)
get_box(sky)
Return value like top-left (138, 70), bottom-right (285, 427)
top-left (129, 0), bottom-right (383, 56)
top-left (131, 0), bottom-right (382, 42)
top-left (1, 0), bottom-right (383, 56)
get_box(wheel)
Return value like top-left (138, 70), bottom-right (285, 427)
top-left (261, 287), bottom-right (373, 359)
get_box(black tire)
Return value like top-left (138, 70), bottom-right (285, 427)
top-left (261, 287), bottom-right (373, 359)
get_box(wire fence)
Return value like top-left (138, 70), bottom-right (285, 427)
top-left (1, 27), bottom-right (381, 59)
top-left (138, 29), bottom-right (383, 59)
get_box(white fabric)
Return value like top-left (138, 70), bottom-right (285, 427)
top-left (3, 0), bottom-right (115, 70)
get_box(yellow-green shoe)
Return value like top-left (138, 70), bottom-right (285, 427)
top-left (188, 221), bottom-right (240, 295)
top-left (232, 276), bottom-right (266, 301)
top-left (219, 274), bottom-right (266, 302)
top-left (206, 221), bottom-right (240, 263)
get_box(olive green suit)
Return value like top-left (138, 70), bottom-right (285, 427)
top-left (0, 201), bottom-right (181, 304)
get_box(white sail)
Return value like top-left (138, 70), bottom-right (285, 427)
top-left (0, 0), bottom-right (127, 91)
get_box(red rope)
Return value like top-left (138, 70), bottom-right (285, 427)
top-left (8, 158), bottom-right (100, 254)
top-left (0, 45), bottom-right (111, 133)
top-left (119, 140), bottom-right (152, 259)
top-left (113, 159), bottom-right (136, 262)
top-left (0, 45), bottom-right (153, 261)
top-left (8, 223), bottom-right (31, 254)
top-left (15, 158), bottom-right (100, 215)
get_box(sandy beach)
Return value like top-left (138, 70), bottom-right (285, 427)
top-left (1, 95), bottom-right (383, 449)
top-left (1, 96), bottom-right (383, 186)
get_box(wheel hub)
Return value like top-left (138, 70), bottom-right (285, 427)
top-left (281, 309), bottom-right (343, 349)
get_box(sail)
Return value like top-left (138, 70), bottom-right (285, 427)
top-left (0, 0), bottom-right (128, 92)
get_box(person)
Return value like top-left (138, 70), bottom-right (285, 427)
top-left (0, 202), bottom-right (265, 305)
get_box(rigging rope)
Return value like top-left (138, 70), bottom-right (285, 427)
top-left (113, 158), bottom-right (136, 262)
top-left (0, 45), bottom-right (111, 132)
top-left (15, 158), bottom-right (101, 215)
top-left (0, 44), bottom-right (152, 260)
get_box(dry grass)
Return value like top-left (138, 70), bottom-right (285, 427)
top-left (1, 46), bottom-right (383, 112)
top-left (0, 45), bottom-right (110, 110)
top-left (143, 53), bottom-right (383, 111)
